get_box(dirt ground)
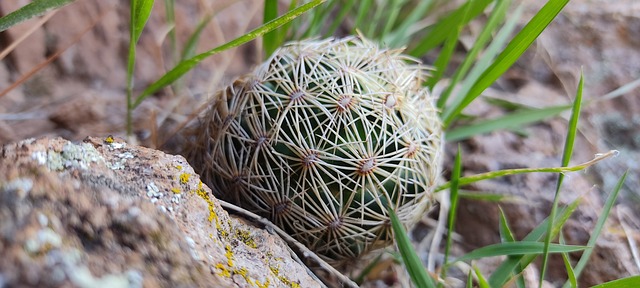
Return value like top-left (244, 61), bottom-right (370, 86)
top-left (1, 0), bottom-right (639, 286)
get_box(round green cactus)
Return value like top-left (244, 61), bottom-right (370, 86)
top-left (185, 36), bottom-right (443, 266)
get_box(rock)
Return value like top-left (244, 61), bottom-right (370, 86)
top-left (0, 136), bottom-right (323, 288)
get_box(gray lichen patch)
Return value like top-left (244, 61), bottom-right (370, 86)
top-left (39, 142), bottom-right (105, 171)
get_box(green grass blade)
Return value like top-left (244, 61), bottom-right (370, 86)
top-left (0, 0), bottom-right (75, 32)
top-left (559, 232), bottom-right (577, 288)
top-left (354, 0), bottom-right (373, 34)
top-left (163, 0), bottom-right (177, 63)
top-left (458, 191), bottom-right (521, 203)
top-left (441, 0), bottom-right (570, 127)
top-left (133, 0), bottom-right (154, 43)
top-left (383, 0), bottom-right (433, 48)
top-left (499, 207), bottom-right (527, 288)
top-left (435, 150), bottom-right (617, 192)
top-left (425, 23), bottom-right (460, 89)
top-left (498, 207), bottom-right (516, 243)
top-left (437, 0), bottom-right (511, 109)
top-left (445, 104), bottom-right (572, 142)
top-left (132, 0), bottom-right (326, 108)
top-left (440, 3), bottom-right (524, 115)
top-left (388, 207), bottom-right (437, 288)
top-left (181, 14), bottom-right (214, 60)
top-left (540, 71), bottom-right (584, 286)
top-left (488, 199), bottom-right (581, 287)
top-left (591, 275), bottom-right (640, 288)
top-left (475, 266), bottom-right (490, 288)
top-left (466, 271), bottom-right (473, 288)
top-left (126, 0), bottom-right (155, 135)
top-left (262, 0), bottom-right (279, 57)
top-left (409, 0), bottom-right (492, 57)
top-left (326, 0), bottom-right (355, 37)
top-left (562, 171), bottom-right (628, 288)
top-left (441, 146), bottom-right (462, 282)
top-left (452, 242), bottom-right (588, 263)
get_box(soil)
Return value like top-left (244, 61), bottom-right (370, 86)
top-left (1, 0), bottom-right (639, 287)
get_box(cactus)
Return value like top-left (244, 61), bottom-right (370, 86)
top-left (185, 36), bottom-right (443, 266)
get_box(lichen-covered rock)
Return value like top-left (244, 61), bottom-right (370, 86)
top-left (0, 137), bottom-right (322, 288)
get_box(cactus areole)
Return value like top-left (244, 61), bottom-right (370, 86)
top-left (186, 36), bottom-right (443, 266)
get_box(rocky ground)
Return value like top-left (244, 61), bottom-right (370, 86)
top-left (1, 0), bottom-right (639, 287)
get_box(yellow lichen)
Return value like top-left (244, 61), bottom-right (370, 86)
top-left (234, 228), bottom-right (257, 249)
top-left (233, 268), bottom-right (253, 285)
top-left (105, 135), bottom-right (115, 144)
top-left (179, 173), bottom-right (190, 184)
top-left (225, 244), bottom-right (234, 267)
top-left (171, 187), bottom-right (181, 194)
top-left (270, 265), bottom-right (300, 288)
top-left (176, 165), bottom-right (183, 170)
top-left (255, 278), bottom-right (271, 288)
top-left (215, 263), bottom-right (231, 278)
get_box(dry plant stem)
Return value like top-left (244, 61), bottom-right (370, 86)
top-left (0, 5), bottom-right (114, 99)
top-left (218, 200), bottom-right (358, 288)
top-left (0, 11), bottom-right (57, 61)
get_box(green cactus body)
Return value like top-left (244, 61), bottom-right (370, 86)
top-left (186, 36), bottom-right (443, 266)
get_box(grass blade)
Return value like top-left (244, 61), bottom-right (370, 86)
top-left (445, 104), bottom-right (572, 142)
top-left (440, 3), bottom-right (524, 116)
top-left (475, 266), bottom-right (490, 288)
top-left (437, 0), bottom-right (511, 109)
top-left (441, 0), bottom-right (570, 126)
top-left (452, 242), bottom-right (588, 263)
top-left (591, 275), bottom-right (640, 288)
top-left (388, 207), bottom-right (437, 288)
top-left (562, 171), bottom-right (628, 287)
top-left (181, 14), bottom-right (214, 60)
top-left (559, 232), bottom-right (577, 288)
top-left (440, 146), bottom-right (462, 283)
top-left (263, 0), bottom-right (279, 57)
top-left (132, 0), bottom-right (326, 108)
top-left (133, 0), bottom-right (154, 43)
top-left (0, 0), bottom-right (75, 32)
top-left (540, 71), bottom-right (584, 286)
top-left (383, 0), bottom-right (433, 48)
top-left (409, 0), bottom-right (492, 57)
top-left (488, 199), bottom-right (581, 287)
top-left (435, 150), bottom-right (617, 192)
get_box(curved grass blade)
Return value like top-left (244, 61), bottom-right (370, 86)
top-left (591, 275), bottom-right (640, 288)
top-left (0, 0), bottom-right (74, 32)
top-left (561, 171), bottom-right (628, 288)
top-left (441, 0), bottom-right (570, 127)
top-left (132, 0), bottom-right (326, 108)
top-left (435, 150), bottom-right (618, 192)
top-left (445, 104), bottom-right (572, 142)
top-left (452, 242), bottom-right (588, 264)
top-left (388, 207), bottom-right (437, 288)
top-left (540, 71), bottom-right (584, 286)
